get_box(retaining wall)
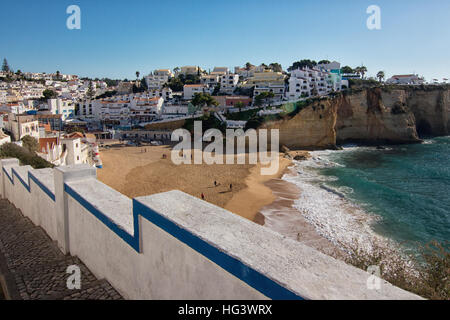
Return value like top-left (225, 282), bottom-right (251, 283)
top-left (0, 158), bottom-right (421, 300)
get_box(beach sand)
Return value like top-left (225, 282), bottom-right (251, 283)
top-left (258, 167), bottom-right (342, 257)
top-left (98, 144), bottom-right (273, 218)
top-left (97, 143), bottom-right (340, 256)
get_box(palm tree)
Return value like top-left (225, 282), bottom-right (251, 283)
top-left (359, 66), bottom-right (368, 79)
top-left (136, 71), bottom-right (140, 80)
top-left (377, 71), bottom-right (385, 82)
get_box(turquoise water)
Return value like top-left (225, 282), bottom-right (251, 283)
top-left (320, 137), bottom-right (450, 246)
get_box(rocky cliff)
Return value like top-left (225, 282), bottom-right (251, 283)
top-left (263, 86), bottom-right (450, 149)
top-left (260, 98), bottom-right (337, 149)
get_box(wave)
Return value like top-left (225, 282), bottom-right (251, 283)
top-left (281, 148), bottom-right (389, 253)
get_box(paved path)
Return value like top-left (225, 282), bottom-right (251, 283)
top-left (0, 199), bottom-right (123, 300)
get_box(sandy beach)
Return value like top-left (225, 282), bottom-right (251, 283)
top-left (258, 167), bottom-right (342, 257)
top-left (97, 143), bottom-right (342, 256)
top-left (97, 144), bottom-right (290, 220)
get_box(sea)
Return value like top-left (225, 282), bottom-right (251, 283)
top-left (282, 136), bottom-right (450, 251)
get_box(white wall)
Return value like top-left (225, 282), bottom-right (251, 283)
top-left (0, 158), bottom-right (422, 300)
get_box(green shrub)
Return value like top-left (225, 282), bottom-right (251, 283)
top-left (0, 143), bottom-right (54, 169)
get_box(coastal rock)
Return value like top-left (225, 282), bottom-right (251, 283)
top-left (406, 87), bottom-right (450, 136)
top-left (336, 88), bottom-right (420, 144)
top-left (260, 98), bottom-right (337, 149)
top-left (267, 86), bottom-right (450, 148)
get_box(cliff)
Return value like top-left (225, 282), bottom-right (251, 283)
top-left (265, 86), bottom-right (450, 149)
top-left (335, 88), bottom-right (420, 144)
top-left (260, 98), bottom-right (337, 149)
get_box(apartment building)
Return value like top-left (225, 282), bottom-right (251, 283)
top-left (145, 73), bottom-right (171, 90)
top-left (46, 98), bottom-right (76, 120)
top-left (79, 94), bottom-right (164, 124)
top-left (219, 74), bottom-right (239, 94)
top-left (201, 74), bottom-right (220, 88)
top-left (183, 84), bottom-right (207, 100)
top-left (3, 113), bottom-right (40, 141)
top-left (180, 66), bottom-right (203, 76)
top-left (287, 67), bottom-right (342, 100)
top-left (242, 70), bottom-right (286, 88)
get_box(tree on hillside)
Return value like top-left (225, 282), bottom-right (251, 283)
top-left (288, 59), bottom-right (317, 71)
top-left (56, 70), bottom-right (61, 80)
top-left (173, 67), bottom-right (180, 75)
top-left (341, 66), bottom-right (354, 74)
top-left (377, 71), bottom-right (385, 82)
top-left (166, 77), bottom-right (184, 92)
top-left (355, 66), bottom-right (368, 79)
top-left (136, 71), bottom-right (140, 80)
top-left (2, 58), bottom-right (10, 73)
top-left (235, 101), bottom-right (244, 113)
top-left (269, 63), bottom-right (282, 73)
top-left (21, 136), bottom-right (39, 153)
top-left (42, 89), bottom-right (57, 100)
top-left (245, 62), bottom-right (254, 71)
top-left (87, 81), bottom-right (95, 99)
top-left (318, 60), bottom-right (331, 65)
top-left (191, 93), bottom-right (219, 108)
top-left (254, 92), bottom-right (275, 107)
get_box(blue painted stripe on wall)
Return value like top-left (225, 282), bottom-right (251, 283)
top-left (2, 166), bottom-right (56, 201)
top-left (28, 173), bottom-right (56, 202)
top-left (62, 181), bottom-right (304, 300)
top-left (64, 183), bottom-right (138, 250)
top-left (12, 168), bottom-right (30, 192)
top-left (4, 165), bottom-right (304, 299)
top-left (133, 199), bottom-right (304, 300)
top-left (2, 167), bottom-right (13, 184)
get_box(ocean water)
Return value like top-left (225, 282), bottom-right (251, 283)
top-left (314, 137), bottom-right (450, 246)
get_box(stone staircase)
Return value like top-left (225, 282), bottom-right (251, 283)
top-left (0, 199), bottom-right (122, 300)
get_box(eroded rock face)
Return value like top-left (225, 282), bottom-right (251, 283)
top-left (260, 99), bottom-right (337, 149)
top-left (260, 86), bottom-right (450, 149)
top-left (336, 88), bottom-right (420, 144)
top-left (406, 88), bottom-right (450, 136)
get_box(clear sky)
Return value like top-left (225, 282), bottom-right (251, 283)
top-left (1, 0), bottom-right (449, 81)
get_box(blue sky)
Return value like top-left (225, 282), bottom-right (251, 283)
top-left (1, 0), bottom-right (449, 81)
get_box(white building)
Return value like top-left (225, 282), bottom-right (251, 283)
top-left (180, 66), bottom-right (203, 76)
top-left (386, 74), bottom-right (424, 85)
top-left (287, 67), bottom-right (341, 100)
top-left (145, 71), bottom-right (171, 90)
top-left (219, 74), bottom-right (239, 94)
top-left (253, 83), bottom-right (286, 103)
top-left (79, 94), bottom-right (164, 124)
top-left (201, 75), bottom-right (220, 88)
top-left (46, 99), bottom-right (76, 120)
top-left (183, 84), bottom-right (207, 100)
top-left (3, 114), bottom-right (40, 141)
top-left (38, 137), bottom-right (89, 166)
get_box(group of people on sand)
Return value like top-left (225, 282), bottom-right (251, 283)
top-left (201, 181), bottom-right (233, 201)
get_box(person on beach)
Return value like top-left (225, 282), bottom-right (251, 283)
top-left (229, 184), bottom-right (232, 191)
top-left (201, 193), bottom-right (205, 200)
top-left (214, 181), bottom-right (217, 187)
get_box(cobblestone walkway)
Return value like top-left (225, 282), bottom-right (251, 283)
top-left (0, 199), bottom-right (123, 300)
